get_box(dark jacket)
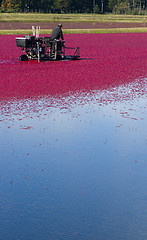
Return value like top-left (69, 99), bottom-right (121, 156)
top-left (50, 26), bottom-right (64, 40)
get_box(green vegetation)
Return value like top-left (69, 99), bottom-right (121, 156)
top-left (1, 27), bottom-right (147, 35)
top-left (1, 13), bottom-right (147, 23)
top-left (1, 13), bottom-right (147, 35)
top-left (0, 0), bottom-right (147, 15)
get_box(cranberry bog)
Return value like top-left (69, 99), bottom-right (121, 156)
top-left (0, 33), bottom-right (147, 240)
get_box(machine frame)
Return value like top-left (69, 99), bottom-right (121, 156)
top-left (16, 35), bottom-right (80, 62)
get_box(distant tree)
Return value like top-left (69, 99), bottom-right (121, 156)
top-left (114, 1), bottom-right (129, 13)
top-left (40, 0), bottom-right (54, 12)
top-left (1, 0), bottom-right (7, 10)
top-left (1, 0), bottom-right (146, 13)
top-left (93, 4), bottom-right (100, 12)
top-left (108, 0), bottom-right (117, 11)
top-left (1, 0), bottom-right (21, 11)
top-left (53, 0), bottom-right (71, 12)
top-left (70, 0), bottom-right (93, 13)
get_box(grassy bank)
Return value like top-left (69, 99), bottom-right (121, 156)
top-left (1, 13), bottom-right (147, 34)
top-left (1, 27), bottom-right (147, 35)
top-left (1, 13), bottom-right (147, 23)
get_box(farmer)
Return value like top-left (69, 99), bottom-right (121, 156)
top-left (49, 24), bottom-right (64, 57)
top-left (50, 23), bottom-right (64, 41)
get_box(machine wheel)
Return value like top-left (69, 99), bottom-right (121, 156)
top-left (19, 54), bottom-right (28, 61)
top-left (56, 54), bottom-right (63, 60)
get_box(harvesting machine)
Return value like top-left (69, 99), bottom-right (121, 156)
top-left (16, 28), bottom-right (80, 62)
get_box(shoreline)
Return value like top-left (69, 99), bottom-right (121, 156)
top-left (1, 27), bottom-right (147, 35)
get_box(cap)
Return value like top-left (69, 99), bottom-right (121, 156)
top-left (58, 23), bottom-right (62, 27)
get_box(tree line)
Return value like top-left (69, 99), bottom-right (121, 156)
top-left (0, 0), bottom-right (147, 14)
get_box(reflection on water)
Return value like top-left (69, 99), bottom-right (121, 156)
top-left (0, 78), bottom-right (147, 240)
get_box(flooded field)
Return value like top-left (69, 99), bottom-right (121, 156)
top-left (0, 33), bottom-right (147, 240)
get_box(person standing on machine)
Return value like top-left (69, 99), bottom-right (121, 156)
top-left (49, 24), bottom-right (64, 58)
top-left (50, 23), bottom-right (64, 41)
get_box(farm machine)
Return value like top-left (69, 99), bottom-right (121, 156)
top-left (16, 26), bottom-right (80, 62)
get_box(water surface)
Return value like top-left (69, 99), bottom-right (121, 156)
top-left (0, 33), bottom-right (147, 240)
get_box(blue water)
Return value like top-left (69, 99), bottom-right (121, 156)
top-left (0, 78), bottom-right (147, 240)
